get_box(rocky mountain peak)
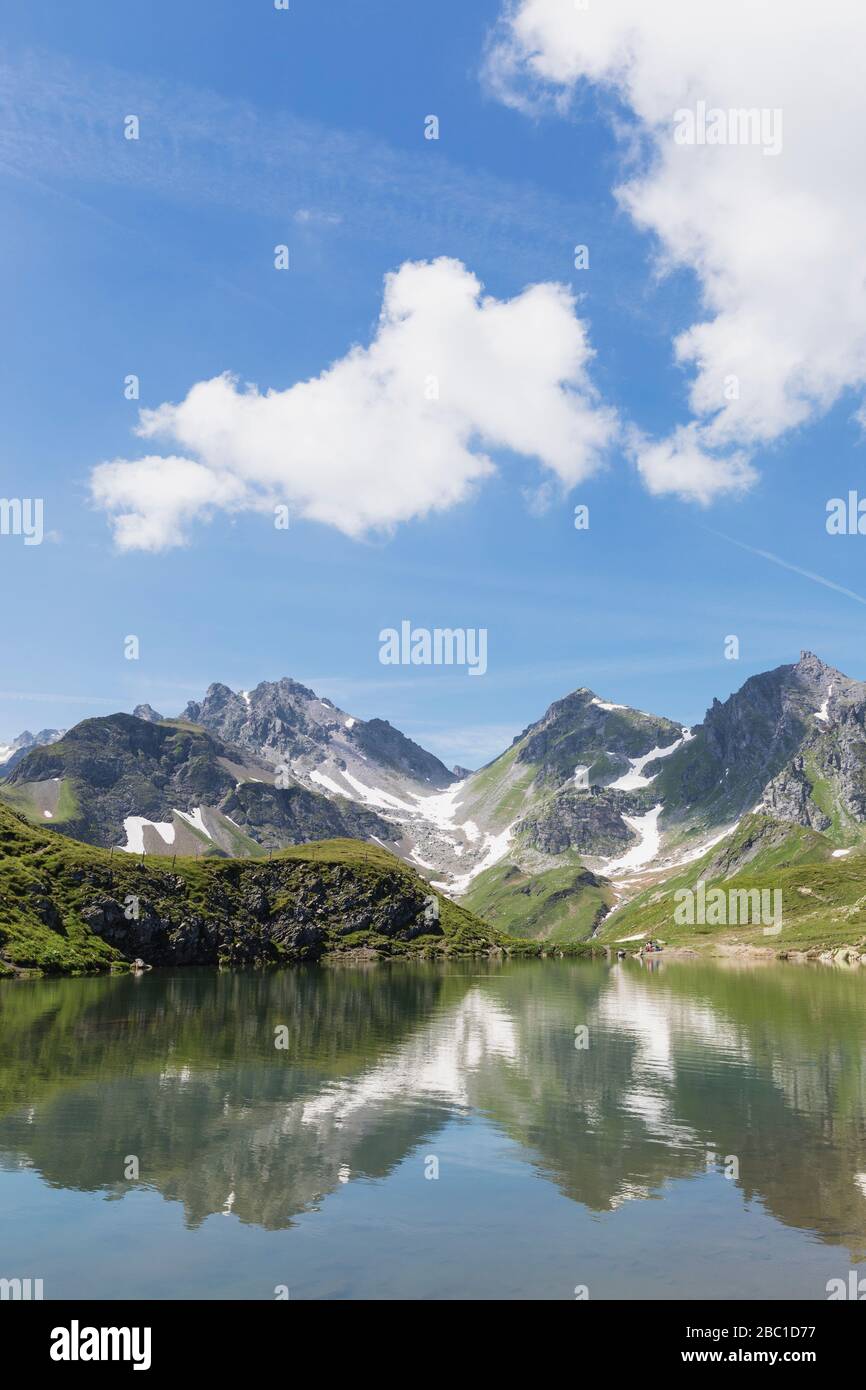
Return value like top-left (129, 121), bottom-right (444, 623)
top-left (797, 649), bottom-right (831, 672)
top-left (0, 727), bottom-right (65, 772)
top-left (176, 676), bottom-right (455, 788)
top-left (792, 650), bottom-right (846, 691)
top-left (133, 704), bottom-right (163, 723)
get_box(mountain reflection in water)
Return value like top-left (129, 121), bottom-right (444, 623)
top-left (0, 958), bottom-right (864, 1298)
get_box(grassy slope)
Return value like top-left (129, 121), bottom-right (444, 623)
top-left (464, 857), bottom-right (612, 944)
top-left (0, 776), bottom-right (82, 826)
top-left (0, 805), bottom-right (558, 977)
top-left (458, 743), bottom-right (537, 829)
top-left (597, 814), bottom-right (866, 954)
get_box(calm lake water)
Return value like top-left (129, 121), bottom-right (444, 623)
top-left (1, 957), bottom-right (865, 1300)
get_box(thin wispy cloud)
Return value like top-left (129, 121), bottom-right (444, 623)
top-left (707, 529), bottom-right (866, 607)
top-left (0, 45), bottom-right (607, 275)
top-left (0, 690), bottom-right (123, 705)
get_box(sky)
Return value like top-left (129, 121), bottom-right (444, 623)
top-left (3, 0), bottom-right (866, 768)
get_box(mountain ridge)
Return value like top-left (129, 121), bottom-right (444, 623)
top-left (5, 651), bottom-right (866, 950)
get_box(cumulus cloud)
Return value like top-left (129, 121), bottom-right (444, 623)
top-left (90, 456), bottom-right (247, 553)
top-left (626, 426), bottom-right (755, 506)
top-left (91, 257), bottom-right (617, 550)
top-left (487, 0), bottom-right (866, 500)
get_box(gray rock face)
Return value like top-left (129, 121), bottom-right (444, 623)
top-left (182, 679), bottom-right (455, 788)
top-left (132, 704), bottom-right (163, 723)
top-left (517, 786), bottom-right (649, 856)
top-left (350, 717), bottom-right (454, 786)
top-left (812, 701), bottom-right (866, 821)
top-left (658, 651), bottom-right (864, 827)
top-left (76, 860), bottom-right (443, 968)
top-left (219, 780), bottom-right (396, 850)
top-left (756, 756), bottom-right (830, 831)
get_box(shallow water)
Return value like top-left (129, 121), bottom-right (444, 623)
top-left (1, 957), bottom-right (865, 1299)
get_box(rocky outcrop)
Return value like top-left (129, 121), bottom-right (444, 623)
top-left (0, 803), bottom-right (498, 976)
top-left (516, 786), bottom-right (648, 856)
top-left (182, 679), bottom-right (455, 788)
top-left (66, 860), bottom-right (448, 969)
top-left (132, 704), bottom-right (163, 723)
top-left (812, 702), bottom-right (866, 821)
top-left (756, 756), bottom-right (830, 831)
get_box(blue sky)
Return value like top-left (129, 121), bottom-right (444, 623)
top-left (3, 0), bottom-right (866, 767)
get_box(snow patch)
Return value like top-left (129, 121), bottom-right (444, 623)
top-left (176, 807), bottom-right (213, 841)
top-left (833, 847), bottom-right (853, 858)
top-left (344, 717), bottom-right (355, 729)
top-left (310, 768), bottom-right (350, 797)
top-left (592, 697), bottom-right (627, 711)
top-left (340, 769), bottom-right (417, 813)
top-left (410, 848), bottom-right (436, 869)
top-left (604, 805), bottom-right (663, 874)
top-left (609, 736), bottom-right (685, 791)
top-left (119, 816), bottom-right (176, 854)
top-left (815, 683), bottom-right (834, 722)
top-left (434, 821), bottom-right (515, 895)
top-left (411, 779), bottom-right (468, 829)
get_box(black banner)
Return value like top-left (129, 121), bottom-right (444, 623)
top-left (4, 1299), bottom-right (863, 1375)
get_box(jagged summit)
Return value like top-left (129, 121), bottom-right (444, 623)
top-left (133, 703), bottom-right (163, 723)
top-left (179, 677), bottom-right (455, 789)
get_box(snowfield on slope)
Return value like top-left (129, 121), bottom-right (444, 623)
top-left (603, 805), bottom-right (663, 874)
top-left (609, 729), bottom-right (693, 791)
top-left (119, 816), bottom-right (176, 853)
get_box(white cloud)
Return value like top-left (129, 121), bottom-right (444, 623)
top-left (487, 0), bottom-right (866, 499)
top-left (626, 425), bottom-right (755, 506)
top-left (90, 456), bottom-right (246, 552)
top-left (91, 257), bottom-right (617, 550)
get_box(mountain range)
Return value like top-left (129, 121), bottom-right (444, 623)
top-left (0, 727), bottom-right (64, 774)
top-left (4, 651), bottom-right (866, 948)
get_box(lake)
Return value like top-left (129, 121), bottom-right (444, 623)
top-left (1, 957), bottom-right (864, 1300)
